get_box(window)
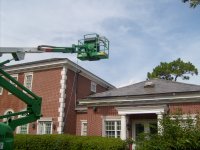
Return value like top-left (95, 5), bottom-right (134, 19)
top-left (171, 114), bottom-right (196, 128)
top-left (81, 121), bottom-right (87, 136)
top-left (17, 111), bottom-right (29, 134)
top-left (91, 81), bottom-right (96, 93)
top-left (3, 109), bottom-right (14, 122)
top-left (18, 124), bottom-right (28, 134)
top-left (105, 120), bottom-right (121, 138)
top-left (38, 121), bottom-right (52, 134)
top-left (8, 74), bottom-right (18, 95)
top-left (24, 73), bottom-right (33, 90)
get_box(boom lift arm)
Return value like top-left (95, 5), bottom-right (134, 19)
top-left (0, 33), bottom-right (109, 150)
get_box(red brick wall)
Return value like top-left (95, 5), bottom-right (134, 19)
top-left (1, 66), bottom-right (111, 135)
top-left (169, 102), bottom-right (200, 114)
top-left (76, 106), bottom-right (118, 136)
top-left (0, 68), bottom-right (62, 134)
top-left (64, 70), bottom-right (110, 135)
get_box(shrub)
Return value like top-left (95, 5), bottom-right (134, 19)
top-left (135, 113), bottom-right (200, 150)
top-left (14, 134), bottom-right (126, 150)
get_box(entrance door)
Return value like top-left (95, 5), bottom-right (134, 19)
top-left (133, 120), bottom-right (157, 140)
top-left (132, 120), bottom-right (157, 149)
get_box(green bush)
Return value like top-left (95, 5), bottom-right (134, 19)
top-left (14, 134), bottom-right (126, 150)
top-left (135, 113), bottom-right (200, 150)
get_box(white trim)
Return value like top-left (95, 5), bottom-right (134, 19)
top-left (0, 86), bottom-right (3, 95)
top-left (38, 117), bottom-right (52, 122)
top-left (121, 115), bottom-right (127, 140)
top-left (116, 105), bottom-right (167, 115)
top-left (79, 95), bottom-right (200, 105)
top-left (57, 65), bottom-right (67, 134)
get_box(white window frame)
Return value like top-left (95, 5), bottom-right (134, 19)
top-left (8, 74), bottom-right (18, 95)
top-left (24, 73), bottom-right (33, 91)
top-left (37, 117), bottom-right (53, 134)
top-left (16, 109), bottom-right (29, 134)
top-left (103, 116), bottom-right (121, 138)
top-left (91, 81), bottom-right (96, 93)
top-left (81, 120), bottom-right (88, 136)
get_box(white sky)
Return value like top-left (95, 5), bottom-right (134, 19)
top-left (0, 0), bottom-right (200, 87)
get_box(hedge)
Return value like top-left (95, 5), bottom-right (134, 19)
top-left (14, 134), bottom-right (126, 150)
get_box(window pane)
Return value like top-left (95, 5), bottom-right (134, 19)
top-left (135, 123), bottom-right (144, 140)
top-left (19, 124), bottom-right (28, 134)
top-left (45, 122), bottom-right (52, 134)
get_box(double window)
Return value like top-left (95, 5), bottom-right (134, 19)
top-left (104, 120), bottom-right (121, 138)
top-left (37, 120), bottom-right (52, 134)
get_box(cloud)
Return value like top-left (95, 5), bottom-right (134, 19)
top-left (1, 0), bottom-right (200, 87)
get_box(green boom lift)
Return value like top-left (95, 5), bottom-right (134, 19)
top-left (0, 33), bottom-right (109, 150)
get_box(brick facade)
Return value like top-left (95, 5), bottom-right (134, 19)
top-left (77, 79), bottom-right (200, 140)
top-left (63, 70), bottom-right (109, 134)
top-left (0, 58), bottom-right (113, 135)
top-left (169, 102), bottom-right (200, 114)
top-left (76, 106), bottom-right (118, 136)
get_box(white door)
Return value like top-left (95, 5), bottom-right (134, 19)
top-left (132, 120), bottom-right (157, 150)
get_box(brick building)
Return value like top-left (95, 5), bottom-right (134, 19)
top-left (0, 58), bottom-right (115, 135)
top-left (77, 79), bottom-right (200, 146)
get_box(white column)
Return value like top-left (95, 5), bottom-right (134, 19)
top-left (120, 115), bottom-right (127, 140)
top-left (157, 113), bottom-right (163, 134)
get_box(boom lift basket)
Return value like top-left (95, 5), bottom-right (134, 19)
top-left (77, 33), bottom-right (109, 61)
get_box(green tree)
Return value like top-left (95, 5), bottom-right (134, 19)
top-left (147, 58), bottom-right (198, 81)
top-left (183, 0), bottom-right (200, 8)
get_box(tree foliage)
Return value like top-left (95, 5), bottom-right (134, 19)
top-left (183, 0), bottom-right (200, 8)
top-left (147, 58), bottom-right (198, 81)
